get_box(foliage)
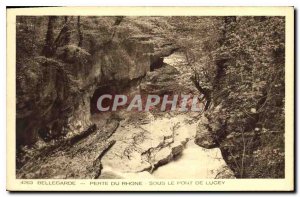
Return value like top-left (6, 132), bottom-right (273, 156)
top-left (171, 16), bottom-right (285, 178)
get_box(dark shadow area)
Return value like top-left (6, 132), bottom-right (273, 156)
top-left (150, 57), bottom-right (164, 71)
top-left (90, 85), bottom-right (117, 114)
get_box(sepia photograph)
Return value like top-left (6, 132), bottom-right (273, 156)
top-left (6, 6), bottom-right (294, 191)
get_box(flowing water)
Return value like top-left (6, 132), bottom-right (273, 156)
top-left (97, 53), bottom-right (235, 179)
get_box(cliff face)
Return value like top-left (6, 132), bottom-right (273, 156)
top-left (16, 37), bottom-right (154, 149)
top-left (17, 52), bottom-right (234, 179)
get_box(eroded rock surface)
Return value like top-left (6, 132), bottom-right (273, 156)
top-left (17, 52), bottom-right (235, 180)
top-left (17, 119), bottom-right (119, 179)
top-left (16, 37), bottom-right (153, 151)
top-left (98, 112), bottom-right (234, 179)
top-left (99, 114), bottom-right (193, 177)
top-left (152, 141), bottom-right (234, 179)
top-left (194, 115), bottom-right (218, 149)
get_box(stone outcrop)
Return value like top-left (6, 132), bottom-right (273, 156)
top-left (194, 105), bottom-right (228, 149)
top-left (100, 113), bottom-right (195, 178)
top-left (140, 64), bottom-right (180, 96)
top-left (16, 37), bottom-right (153, 153)
top-left (98, 113), bottom-right (234, 179)
top-left (194, 115), bottom-right (218, 149)
top-left (152, 141), bottom-right (235, 179)
top-left (99, 114), bottom-right (192, 177)
top-left (150, 43), bottom-right (179, 71)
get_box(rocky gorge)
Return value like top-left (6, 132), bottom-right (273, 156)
top-left (16, 15), bottom-right (286, 179)
top-left (17, 48), bottom-right (234, 179)
top-left (16, 15), bottom-right (235, 178)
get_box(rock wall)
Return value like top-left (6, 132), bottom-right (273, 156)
top-left (16, 37), bottom-right (154, 150)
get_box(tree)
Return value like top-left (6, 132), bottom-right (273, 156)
top-left (42, 16), bottom-right (57, 57)
top-left (170, 16), bottom-right (285, 178)
top-left (77, 16), bottom-right (83, 47)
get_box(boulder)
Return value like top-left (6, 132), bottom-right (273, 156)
top-left (194, 116), bottom-right (218, 149)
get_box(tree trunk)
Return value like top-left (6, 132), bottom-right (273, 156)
top-left (42, 16), bottom-right (57, 57)
top-left (77, 16), bottom-right (83, 47)
top-left (213, 16), bottom-right (236, 90)
top-left (63, 16), bottom-right (71, 46)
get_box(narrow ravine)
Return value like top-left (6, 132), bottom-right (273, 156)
top-left (96, 53), bottom-right (235, 179)
top-left (17, 53), bottom-right (234, 179)
top-left (15, 15), bottom-right (286, 182)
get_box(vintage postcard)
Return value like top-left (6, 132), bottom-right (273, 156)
top-left (6, 7), bottom-right (294, 191)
